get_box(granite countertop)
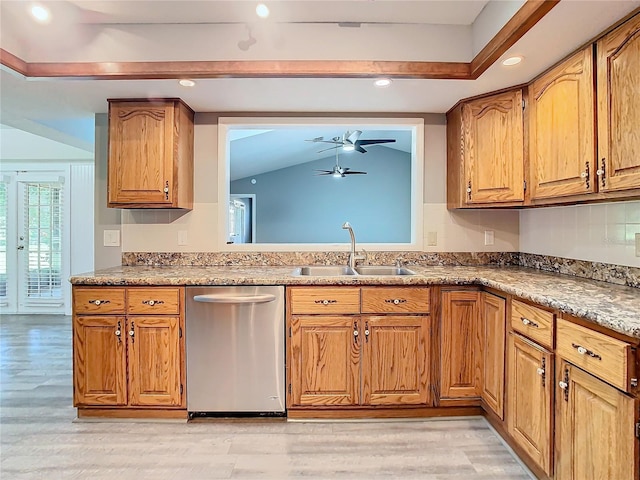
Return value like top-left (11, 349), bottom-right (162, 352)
top-left (70, 265), bottom-right (640, 339)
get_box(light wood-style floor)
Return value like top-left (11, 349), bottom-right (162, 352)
top-left (0, 314), bottom-right (533, 479)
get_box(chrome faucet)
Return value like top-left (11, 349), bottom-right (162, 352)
top-left (342, 222), bottom-right (366, 269)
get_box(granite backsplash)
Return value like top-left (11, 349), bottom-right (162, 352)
top-left (122, 251), bottom-right (639, 288)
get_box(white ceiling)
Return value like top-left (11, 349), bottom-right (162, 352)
top-left (1, 0), bottom-right (639, 157)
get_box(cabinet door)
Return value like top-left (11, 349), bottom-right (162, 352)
top-left (127, 316), bottom-right (182, 407)
top-left (108, 102), bottom-right (175, 206)
top-left (73, 316), bottom-right (127, 406)
top-left (481, 292), bottom-right (506, 419)
top-left (441, 291), bottom-right (481, 399)
top-left (462, 89), bottom-right (524, 204)
top-left (556, 360), bottom-right (638, 480)
top-left (290, 316), bottom-right (360, 406)
top-left (597, 14), bottom-right (640, 192)
top-left (362, 315), bottom-right (430, 406)
top-left (507, 333), bottom-right (554, 476)
top-left (529, 47), bottom-right (596, 199)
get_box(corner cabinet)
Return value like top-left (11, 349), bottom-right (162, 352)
top-left (480, 292), bottom-right (506, 419)
top-left (72, 286), bottom-right (186, 418)
top-left (597, 13), bottom-right (640, 193)
top-left (287, 286), bottom-right (431, 413)
top-left (107, 99), bottom-right (194, 209)
top-left (447, 89), bottom-right (525, 208)
top-left (529, 47), bottom-right (596, 200)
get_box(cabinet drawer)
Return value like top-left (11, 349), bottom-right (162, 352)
top-left (127, 288), bottom-right (181, 315)
top-left (511, 300), bottom-right (554, 349)
top-left (557, 318), bottom-right (635, 392)
top-left (361, 287), bottom-right (430, 314)
top-left (74, 288), bottom-right (126, 314)
top-left (289, 287), bottom-right (360, 315)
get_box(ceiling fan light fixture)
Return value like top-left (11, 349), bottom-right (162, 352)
top-left (502, 56), bottom-right (523, 66)
top-left (374, 78), bottom-right (392, 88)
top-left (342, 144), bottom-right (355, 151)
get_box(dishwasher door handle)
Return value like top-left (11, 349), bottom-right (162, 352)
top-left (193, 294), bottom-right (276, 304)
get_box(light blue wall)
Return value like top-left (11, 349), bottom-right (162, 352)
top-left (231, 147), bottom-right (411, 243)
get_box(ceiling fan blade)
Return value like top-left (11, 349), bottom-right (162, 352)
top-left (356, 139), bottom-right (396, 146)
top-left (316, 145), bottom-right (340, 153)
top-left (345, 130), bottom-right (362, 143)
top-left (314, 169), bottom-right (333, 174)
top-left (355, 145), bottom-right (367, 153)
top-left (343, 171), bottom-right (367, 175)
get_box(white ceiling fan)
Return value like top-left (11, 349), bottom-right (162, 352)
top-left (314, 148), bottom-right (367, 177)
top-left (307, 130), bottom-right (396, 154)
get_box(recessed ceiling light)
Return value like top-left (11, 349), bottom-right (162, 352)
top-left (30, 4), bottom-right (50, 23)
top-left (256, 3), bottom-right (269, 18)
top-left (502, 56), bottom-right (523, 66)
top-left (179, 79), bottom-right (196, 87)
top-left (374, 78), bottom-right (392, 88)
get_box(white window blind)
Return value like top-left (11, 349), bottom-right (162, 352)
top-left (23, 182), bottom-right (63, 303)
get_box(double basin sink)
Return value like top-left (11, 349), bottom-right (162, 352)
top-left (292, 265), bottom-right (416, 276)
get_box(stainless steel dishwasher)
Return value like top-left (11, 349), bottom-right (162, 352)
top-left (185, 286), bottom-right (285, 417)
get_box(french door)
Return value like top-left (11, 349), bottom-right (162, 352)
top-left (0, 171), bottom-right (69, 314)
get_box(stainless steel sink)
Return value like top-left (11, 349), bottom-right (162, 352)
top-left (292, 266), bottom-right (357, 276)
top-left (354, 265), bottom-right (416, 276)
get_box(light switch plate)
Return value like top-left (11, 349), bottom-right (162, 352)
top-left (484, 230), bottom-right (495, 246)
top-left (103, 230), bottom-right (120, 247)
top-left (427, 231), bottom-right (437, 246)
top-left (636, 233), bottom-right (640, 257)
top-left (178, 230), bottom-right (189, 246)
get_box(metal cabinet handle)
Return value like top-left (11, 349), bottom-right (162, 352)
top-left (536, 367), bottom-right (545, 376)
top-left (385, 298), bottom-right (407, 305)
top-left (559, 367), bottom-right (570, 402)
top-left (596, 157), bottom-right (606, 187)
top-left (142, 299), bottom-right (164, 306)
top-left (364, 321), bottom-right (369, 343)
top-left (571, 343), bottom-right (601, 360)
top-left (89, 299), bottom-right (111, 306)
top-left (128, 321), bottom-right (135, 343)
top-left (353, 320), bottom-right (359, 344)
top-left (558, 381), bottom-right (568, 390)
top-left (314, 299), bottom-right (337, 305)
top-left (115, 321), bottom-right (122, 343)
top-left (521, 317), bottom-right (539, 328)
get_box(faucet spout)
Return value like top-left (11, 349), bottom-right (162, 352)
top-left (342, 222), bottom-right (358, 269)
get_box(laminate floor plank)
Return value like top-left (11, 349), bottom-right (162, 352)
top-left (0, 314), bottom-right (533, 479)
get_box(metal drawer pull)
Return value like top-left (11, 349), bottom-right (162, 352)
top-left (385, 298), bottom-right (407, 305)
top-left (571, 343), bottom-right (602, 360)
top-left (89, 299), bottom-right (110, 306)
top-left (142, 299), bottom-right (165, 306)
top-left (314, 299), bottom-right (337, 305)
top-left (521, 317), bottom-right (539, 328)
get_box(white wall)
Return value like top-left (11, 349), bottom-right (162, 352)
top-left (520, 201), bottom-right (640, 267)
top-left (119, 115), bottom-right (520, 253)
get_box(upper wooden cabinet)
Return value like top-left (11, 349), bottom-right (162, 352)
top-left (529, 47), bottom-right (596, 200)
top-left (107, 99), bottom-right (194, 209)
top-left (447, 89), bottom-right (525, 208)
top-left (597, 13), bottom-right (640, 193)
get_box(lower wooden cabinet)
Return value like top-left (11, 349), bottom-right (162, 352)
top-left (480, 292), bottom-right (506, 419)
top-left (72, 286), bottom-right (185, 412)
top-left (288, 286), bottom-right (431, 409)
top-left (507, 332), bottom-right (554, 476)
top-left (289, 313), bottom-right (430, 407)
top-left (440, 290), bottom-right (481, 400)
top-left (555, 359), bottom-right (639, 480)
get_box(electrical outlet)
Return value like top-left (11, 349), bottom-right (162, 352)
top-left (178, 230), bottom-right (189, 246)
top-left (636, 233), bottom-right (640, 257)
top-left (484, 230), bottom-right (495, 246)
top-left (427, 231), bottom-right (437, 246)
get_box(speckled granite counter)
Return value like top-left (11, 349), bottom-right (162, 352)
top-left (70, 265), bottom-right (640, 340)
